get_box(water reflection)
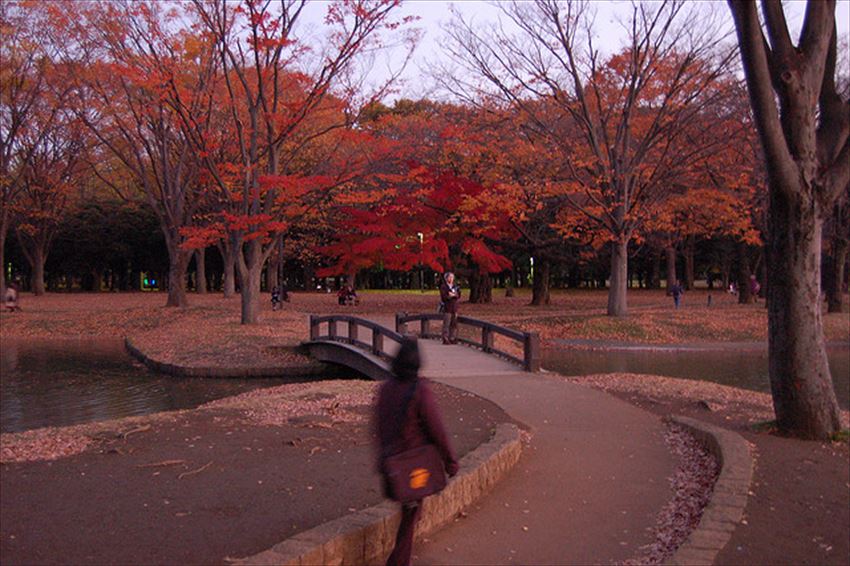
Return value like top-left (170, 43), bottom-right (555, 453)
top-left (543, 345), bottom-right (850, 409)
top-left (0, 339), bottom-right (303, 433)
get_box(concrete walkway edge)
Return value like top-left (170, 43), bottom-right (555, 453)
top-left (235, 423), bottom-right (522, 566)
top-left (124, 338), bottom-right (330, 378)
top-left (666, 416), bottom-right (755, 566)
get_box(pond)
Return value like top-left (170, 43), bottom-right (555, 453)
top-left (0, 339), bottom-right (304, 434)
top-left (3, 338), bottom-right (848, 434)
top-left (543, 344), bottom-right (850, 409)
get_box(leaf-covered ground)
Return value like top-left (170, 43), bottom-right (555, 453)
top-left (1, 289), bottom-right (847, 368)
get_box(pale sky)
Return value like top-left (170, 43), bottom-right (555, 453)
top-left (297, 0), bottom-right (850, 102)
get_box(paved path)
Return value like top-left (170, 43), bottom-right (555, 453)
top-left (359, 316), bottom-right (678, 564)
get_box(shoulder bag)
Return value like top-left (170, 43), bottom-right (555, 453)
top-left (382, 381), bottom-right (447, 503)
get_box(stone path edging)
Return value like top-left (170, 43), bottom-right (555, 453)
top-left (124, 338), bottom-right (329, 378)
top-left (235, 422), bottom-right (522, 566)
top-left (665, 416), bottom-right (754, 566)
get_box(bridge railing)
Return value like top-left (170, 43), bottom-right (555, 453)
top-left (309, 314), bottom-right (404, 361)
top-left (395, 313), bottom-right (540, 372)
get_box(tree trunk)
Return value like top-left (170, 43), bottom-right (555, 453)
top-left (665, 245), bottom-right (677, 291)
top-left (608, 240), bottom-right (628, 316)
top-left (30, 246), bottom-right (46, 295)
top-left (684, 236), bottom-right (695, 290)
top-left (220, 241), bottom-right (236, 298)
top-left (737, 242), bottom-right (753, 304)
top-left (767, 187), bottom-right (840, 439)
top-left (165, 249), bottom-right (190, 307)
top-left (469, 268), bottom-right (493, 304)
top-left (304, 265), bottom-right (316, 291)
top-left (649, 248), bottom-right (661, 289)
top-left (530, 258), bottom-right (550, 306)
top-left (238, 240), bottom-right (263, 324)
top-left (195, 248), bottom-right (207, 294)
top-left (0, 208), bottom-right (8, 298)
top-left (827, 237), bottom-right (847, 313)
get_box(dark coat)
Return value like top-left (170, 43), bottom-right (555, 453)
top-left (439, 281), bottom-right (460, 314)
top-left (375, 378), bottom-right (459, 480)
top-left (670, 284), bottom-right (684, 298)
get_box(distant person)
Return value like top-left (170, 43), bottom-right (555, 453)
top-left (271, 286), bottom-right (282, 311)
top-left (728, 281), bottom-right (738, 295)
top-left (670, 280), bottom-right (684, 309)
top-left (337, 283), bottom-right (357, 306)
top-left (280, 286), bottom-right (290, 303)
top-left (749, 275), bottom-right (761, 302)
top-left (439, 272), bottom-right (460, 344)
top-left (4, 282), bottom-right (21, 312)
top-left (374, 337), bottom-right (458, 566)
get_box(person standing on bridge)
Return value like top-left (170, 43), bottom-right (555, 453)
top-left (439, 272), bottom-right (460, 344)
top-left (375, 337), bottom-right (459, 566)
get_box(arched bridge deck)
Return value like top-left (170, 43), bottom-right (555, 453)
top-left (303, 313), bottom-right (540, 380)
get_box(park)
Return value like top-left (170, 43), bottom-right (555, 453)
top-left (1, 0), bottom-right (849, 565)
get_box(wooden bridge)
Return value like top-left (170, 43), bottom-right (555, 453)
top-left (304, 313), bottom-right (541, 380)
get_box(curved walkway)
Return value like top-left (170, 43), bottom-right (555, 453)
top-left (361, 316), bottom-right (679, 564)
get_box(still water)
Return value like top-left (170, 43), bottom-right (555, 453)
top-left (2, 339), bottom-right (848, 433)
top-left (0, 339), bottom-right (299, 433)
top-left (544, 344), bottom-right (850, 409)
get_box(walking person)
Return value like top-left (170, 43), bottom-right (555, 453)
top-left (670, 280), bottom-right (684, 309)
top-left (375, 337), bottom-right (459, 566)
top-left (749, 274), bottom-right (761, 303)
top-left (439, 272), bottom-right (460, 344)
top-left (270, 286), bottom-right (282, 311)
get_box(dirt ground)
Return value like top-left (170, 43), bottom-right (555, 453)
top-left (0, 380), bottom-right (514, 565)
top-left (563, 373), bottom-right (850, 566)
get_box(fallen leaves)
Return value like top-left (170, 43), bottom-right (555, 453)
top-left (563, 373), bottom-right (850, 429)
top-left (199, 380), bottom-right (377, 428)
top-left (624, 423), bottom-right (719, 565)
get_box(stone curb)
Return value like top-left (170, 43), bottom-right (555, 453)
top-left (665, 416), bottom-right (754, 566)
top-left (124, 337), bottom-right (331, 378)
top-left (235, 422), bottom-right (523, 566)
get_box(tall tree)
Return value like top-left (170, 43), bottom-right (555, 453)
top-left (183, 0), bottom-right (413, 323)
top-left (728, 0), bottom-right (848, 439)
top-left (0, 0), bottom-right (60, 296)
top-left (51, 0), bottom-right (217, 307)
top-left (442, 0), bottom-right (735, 315)
top-left (14, 110), bottom-right (85, 294)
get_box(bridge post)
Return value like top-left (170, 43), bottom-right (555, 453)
top-left (309, 315), bottom-right (319, 340)
top-left (524, 332), bottom-right (540, 372)
top-left (421, 318), bottom-right (431, 337)
top-left (348, 320), bottom-right (358, 344)
top-left (328, 318), bottom-right (337, 340)
top-left (482, 326), bottom-right (494, 353)
top-left (372, 330), bottom-right (384, 356)
top-left (395, 313), bottom-right (407, 335)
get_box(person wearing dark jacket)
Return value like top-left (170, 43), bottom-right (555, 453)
top-left (669, 280), bottom-right (684, 309)
top-left (375, 337), bottom-right (459, 566)
top-left (439, 272), bottom-right (460, 344)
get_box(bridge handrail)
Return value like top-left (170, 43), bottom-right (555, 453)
top-left (394, 312), bottom-right (540, 372)
top-left (309, 314), bottom-right (404, 361)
